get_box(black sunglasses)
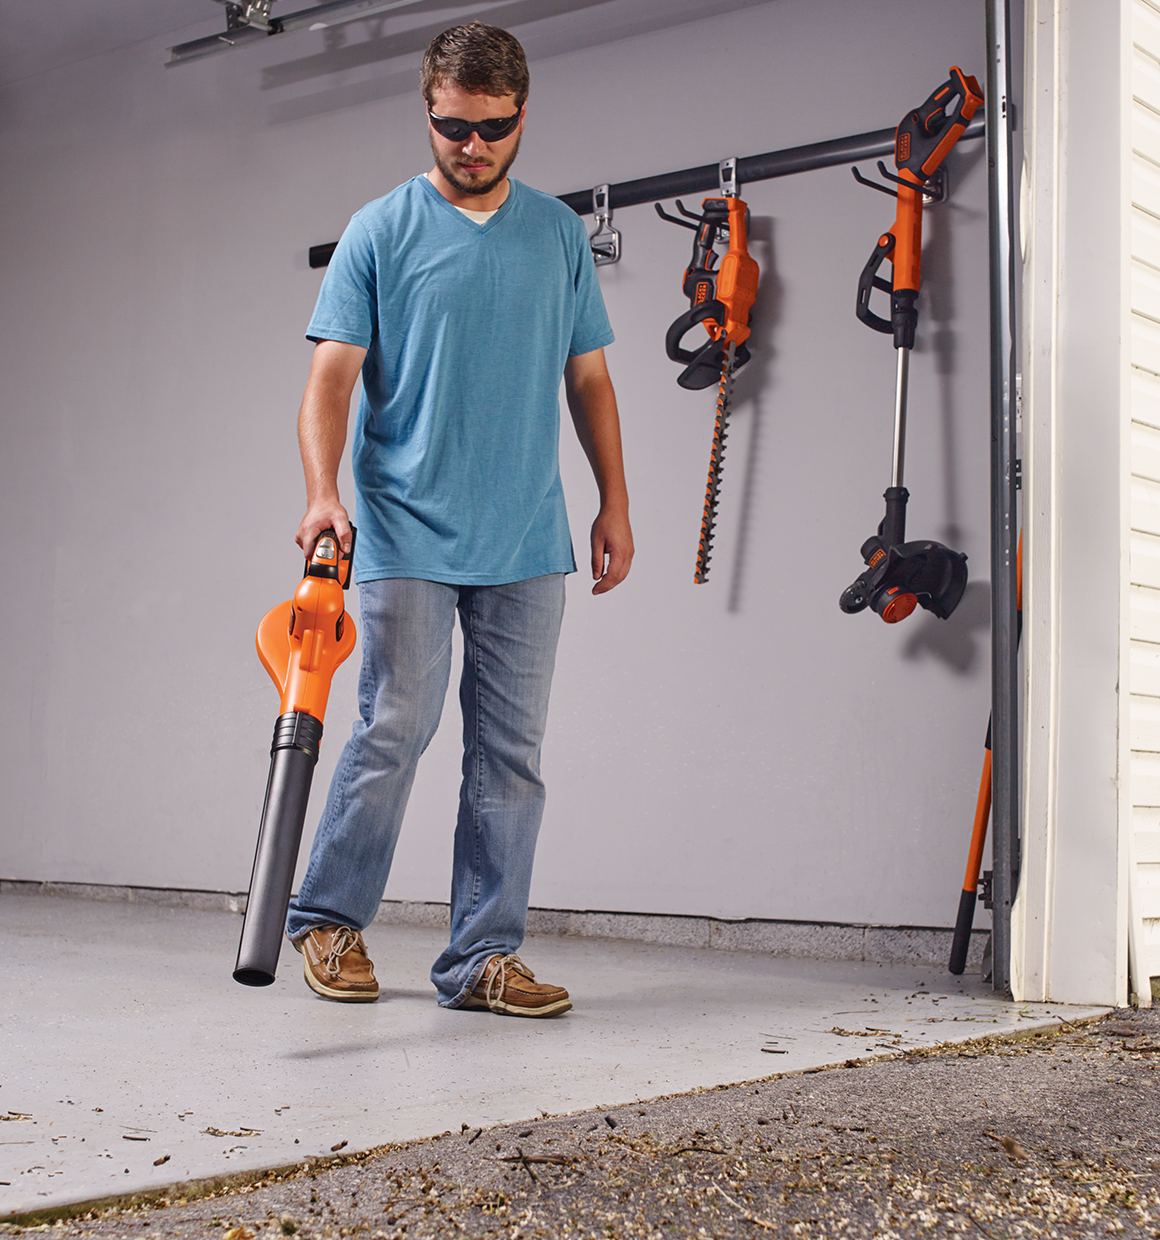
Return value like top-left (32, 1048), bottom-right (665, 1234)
top-left (427, 107), bottom-right (522, 143)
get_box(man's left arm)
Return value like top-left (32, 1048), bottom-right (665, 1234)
top-left (564, 348), bottom-right (634, 595)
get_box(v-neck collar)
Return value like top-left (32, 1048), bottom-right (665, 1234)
top-left (418, 174), bottom-right (518, 235)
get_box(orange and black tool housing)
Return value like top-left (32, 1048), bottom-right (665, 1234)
top-left (234, 528), bottom-right (358, 987)
top-left (658, 196), bottom-right (759, 390)
top-left (838, 521), bottom-right (968, 623)
top-left (855, 67), bottom-right (982, 349)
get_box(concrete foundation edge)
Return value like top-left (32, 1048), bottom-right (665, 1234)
top-left (0, 879), bottom-right (988, 970)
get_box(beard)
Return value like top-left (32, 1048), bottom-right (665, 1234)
top-left (429, 134), bottom-right (521, 197)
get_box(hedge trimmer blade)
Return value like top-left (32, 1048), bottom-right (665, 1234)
top-left (694, 341), bottom-right (737, 584)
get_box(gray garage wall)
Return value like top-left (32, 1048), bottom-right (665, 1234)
top-left (0, 0), bottom-right (998, 928)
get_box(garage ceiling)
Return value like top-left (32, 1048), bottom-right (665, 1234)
top-left (0, 0), bottom-right (771, 87)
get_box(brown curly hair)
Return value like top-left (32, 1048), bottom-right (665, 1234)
top-left (420, 22), bottom-right (530, 108)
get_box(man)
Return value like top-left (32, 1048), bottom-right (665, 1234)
top-left (284, 22), bottom-right (633, 1017)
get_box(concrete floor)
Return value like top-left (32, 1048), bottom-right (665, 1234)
top-left (0, 892), bottom-right (1108, 1221)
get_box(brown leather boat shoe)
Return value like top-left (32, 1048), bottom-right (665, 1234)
top-left (292, 924), bottom-right (379, 1002)
top-left (459, 954), bottom-right (571, 1017)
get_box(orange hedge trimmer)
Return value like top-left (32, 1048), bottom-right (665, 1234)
top-left (657, 188), bottom-right (759, 583)
top-left (234, 528), bottom-right (357, 987)
top-left (839, 68), bottom-right (981, 624)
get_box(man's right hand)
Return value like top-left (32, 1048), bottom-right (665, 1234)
top-left (296, 500), bottom-right (353, 558)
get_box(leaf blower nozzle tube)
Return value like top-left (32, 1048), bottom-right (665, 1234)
top-left (234, 711), bottom-right (324, 986)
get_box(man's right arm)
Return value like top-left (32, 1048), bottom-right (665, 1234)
top-left (295, 339), bottom-right (368, 557)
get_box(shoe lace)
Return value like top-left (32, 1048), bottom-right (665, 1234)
top-left (483, 953), bottom-right (533, 1004)
top-left (322, 926), bottom-right (363, 978)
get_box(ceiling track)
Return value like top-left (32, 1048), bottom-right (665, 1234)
top-left (168, 0), bottom-right (445, 65)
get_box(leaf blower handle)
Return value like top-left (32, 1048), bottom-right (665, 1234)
top-left (304, 525), bottom-right (356, 589)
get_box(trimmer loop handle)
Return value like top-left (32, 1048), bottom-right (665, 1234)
top-left (666, 299), bottom-right (728, 365)
top-left (856, 233), bottom-right (896, 337)
top-left (665, 299), bottom-right (751, 391)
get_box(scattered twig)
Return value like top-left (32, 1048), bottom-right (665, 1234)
top-left (964, 1209), bottom-right (996, 1238)
top-left (712, 1182), bottom-right (777, 1231)
top-left (381, 1196), bottom-right (431, 1217)
top-left (467, 1128), bottom-right (483, 1145)
top-left (516, 1146), bottom-right (537, 1182)
top-left (495, 1152), bottom-right (572, 1167)
top-left (153, 1154), bottom-right (171, 1167)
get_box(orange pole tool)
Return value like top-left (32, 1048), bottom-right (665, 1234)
top-left (841, 68), bottom-right (982, 626)
top-left (948, 530), bottom-right (1022, 975)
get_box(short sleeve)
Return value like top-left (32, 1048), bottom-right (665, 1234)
top-left (306, 216), bottom-right (377, 347)
top-left (566, 216), bottom-right (615, 358)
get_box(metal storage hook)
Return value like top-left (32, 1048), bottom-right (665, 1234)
top-left (588, 184), bottom-right (621, 265)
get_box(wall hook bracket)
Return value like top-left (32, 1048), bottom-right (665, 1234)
top-left (851, 161), bottom-right (947, 204)
top-left (588, 184), bottom-right (621, 265)
top-left (719, 156), bottom-right (738, 198)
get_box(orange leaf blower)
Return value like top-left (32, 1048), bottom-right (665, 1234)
top-left (839, 68), bottom-right (982, 624)
top-left (233, 528), bottom-right (357, 987)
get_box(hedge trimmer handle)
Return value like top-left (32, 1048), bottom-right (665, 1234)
top-left (666, 298), bottom-right (727, 364)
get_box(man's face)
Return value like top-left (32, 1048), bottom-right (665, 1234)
top-left (427, 84), bottom-right (524, 198)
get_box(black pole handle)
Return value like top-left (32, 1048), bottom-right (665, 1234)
top-left (856, 233), bottom-right (895, 334)
top-left (948, 888), bottom-right (977, 975)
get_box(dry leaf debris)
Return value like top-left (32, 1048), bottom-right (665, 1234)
top-left (3, 1009), bottom-right (1159, 1239)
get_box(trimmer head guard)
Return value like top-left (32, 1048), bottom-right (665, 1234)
top-left (840, 536), bottom-right (968, 623)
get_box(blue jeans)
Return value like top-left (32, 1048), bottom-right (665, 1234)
top-left (285, 574), bottom-right (565, 1006)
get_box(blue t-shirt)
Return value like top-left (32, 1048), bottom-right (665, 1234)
top-left (306, 176), bottom-right (614, 586)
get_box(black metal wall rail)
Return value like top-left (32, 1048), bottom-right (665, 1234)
top-left (307, 113), bottom-right (984, 267)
